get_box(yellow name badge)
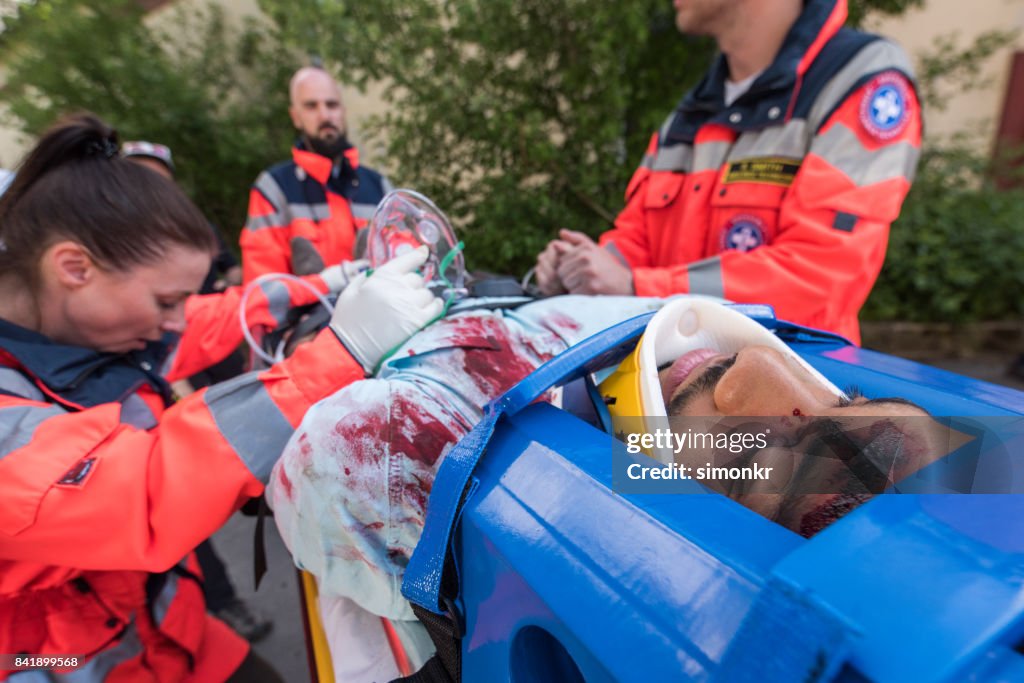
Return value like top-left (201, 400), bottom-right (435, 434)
top-left (723, 157), bottom-right (801, 186)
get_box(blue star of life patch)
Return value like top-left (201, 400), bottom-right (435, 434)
top-left (722, 215), bottom-right (766, 252)
top-left (860, 73), bottom-right (911, 140)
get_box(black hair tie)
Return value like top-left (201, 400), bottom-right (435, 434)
top-left (86, 137), bottom-right (119, 159)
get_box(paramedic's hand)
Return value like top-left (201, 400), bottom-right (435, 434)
top-left (319, 259), bottom-right (369, 293)
top-left (556, 229), bottom-right (634, 295)
top-left (535, 239), bottom-right (570, 296)
top-left (329, 247), bottom-right (444, 372)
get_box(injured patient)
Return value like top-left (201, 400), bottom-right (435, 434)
top-left (267, 295), bottom-right (944, 679)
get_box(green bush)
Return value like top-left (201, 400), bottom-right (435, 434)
top-left (863, 145), bottom-right (1024, 322)
top-left (0, 0), bottom-right (297, 242)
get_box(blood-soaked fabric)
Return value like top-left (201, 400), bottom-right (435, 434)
top-left (268, 296), bottom-right (662, 620)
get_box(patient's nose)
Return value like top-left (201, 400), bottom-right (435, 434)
top-left (713, 347), bottom-right (829, 416)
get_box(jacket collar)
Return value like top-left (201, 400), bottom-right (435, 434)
top-left (670, 0), bottom-right (847, 140)
top-left (0, 318), bottom-right (173, 408)
top-left (292, 139), bottom-right (359, 186)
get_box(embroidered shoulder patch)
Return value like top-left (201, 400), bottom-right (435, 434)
top-left (723, 157), bottom-right (800, 186)
top-left (860, 72), bottom-right (912, 141)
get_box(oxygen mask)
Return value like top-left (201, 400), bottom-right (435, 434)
top-left (366, 189), bottom-right (466, 307)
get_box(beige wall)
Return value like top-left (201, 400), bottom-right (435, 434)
top-left (868, 0), bottom-right (1024, 147)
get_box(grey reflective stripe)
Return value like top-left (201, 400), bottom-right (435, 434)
top-left (59, 618), bottom-right (143, 682)
top-left (248, 202), bottom-right (329, 230)
top-left (0, 404), bottom-right (67, 461)
top-left (151, 570), bottom-right (179, 626)
top-left (808, 39), bottom-right (915, 131)
top-left (254, 171), bottom-right (289, 213)
top-left (290, 202), bottom-right (331, 222)
top-left (203, 373), bottom-right (294, 482)
top-left (0, 367), bottom-right (44, 401)
top-left (246, 171), bottom-right (291, 232)
top-left (259, 278), bottom-right (292, 327)
top-left (687, 256), bottom-right (725, 298)
top-left (604, 242), bottom-right (629, 267)
top-left (814, 123), bottom-right (920, 186)
top-left (652, 144), bottom-right (693, 172)
top-left (8, 619), bottom-right (145, 682)
top-left (245, 212), bottom-right (285, 231)
top-left (350, 202), bottom-right (377, 220)
top-left (6, 671), bottom-right (50, 682)
top-left (119, 394), bottom-right (158, 430)
top-left (728, 119), bottom-right (810, 161)
top-left (637, 151), bottom-right (656, 170)
top-left (692, 141), bottom-right (732, 173)
top-left (658, 111), bottom-right (676, 142)
top-left (381, 174), bottom-right (395, 195)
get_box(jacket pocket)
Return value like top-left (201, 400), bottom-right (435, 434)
top-left (643, 172), bottom-right (686, 210)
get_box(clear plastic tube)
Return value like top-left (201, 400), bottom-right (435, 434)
top-left (239, 273), bottom-right (335, 366)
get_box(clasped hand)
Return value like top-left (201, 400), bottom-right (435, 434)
top-left (534, 229), bottom-right (634, 296)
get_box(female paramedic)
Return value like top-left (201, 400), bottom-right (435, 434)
top-left (0, 114), bottom-right (442, 682)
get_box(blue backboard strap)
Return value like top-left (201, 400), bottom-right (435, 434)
top-left (402, 312), bottom-right (655, 613)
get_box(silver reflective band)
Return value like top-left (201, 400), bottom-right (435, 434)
top-left (0, 404), bottom-right (67, 461)
top-left (814, 123), bottom-right (920, 186)
top-left (254, 172), bottom-right (289, 214)
top-left (290, 203), bottom-right (331, 222)
top-left (259, 278), bottom-right (292, 327)
top-left (245, 212), bottom-right (285, 232)
top-left (0, 367), bottom-right (45, 401)
top-left (692, 141), bottom-right (733, 174)
top-left (687, 257), bottom-right (725, 299)
top-left (350, 202), bottom-right (377, 220)
top-left (727, 119), bottom-right (808, 162)
top-left (808, 39), bottom-right (915, 131)
top-left (652, 144), bottom-right (693, 172)
top-left (204, 374), bottom-right (294, 482)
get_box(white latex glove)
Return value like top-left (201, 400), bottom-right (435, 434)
top-left (319, 259), bottom-right (370, 293)
top-left (330, 246), bottom-right (444, 372)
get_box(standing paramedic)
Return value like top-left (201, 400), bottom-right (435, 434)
top-left (241, 66), bottom-right (393, 282)
top-left (0, 114), bottom-right (441, 682)
top-left (534, 0), bottom-right (922, 344)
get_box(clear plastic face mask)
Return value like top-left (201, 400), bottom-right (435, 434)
top-left (366, 189), bottom-right (466, 306)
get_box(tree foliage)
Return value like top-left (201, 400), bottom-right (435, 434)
top-left (259, 0), bottom-right (937, 276)
top-left (261, 0), bottom-right (714, 274)
top-left (0, 0), bottom-right (297, 240)
top-left (863, 142), bottom-right (1024, 322)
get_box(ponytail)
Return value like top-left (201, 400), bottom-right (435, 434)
top-left (0, 112), bottom-right (215, 291)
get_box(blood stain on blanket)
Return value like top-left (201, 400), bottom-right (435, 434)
top-left (389, 391), bottom-right (460, 467)
top-left (276, 465), bottom-right (293, 499)
top-left (461, 339), bottom-right (542, 399)
top-left (542, 311), bottom-right (582, 335)
top-left (331, 407), bottom-right (387, 468)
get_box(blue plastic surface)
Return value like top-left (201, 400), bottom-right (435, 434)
top-left (402, 312), bottom-right (1024, 682)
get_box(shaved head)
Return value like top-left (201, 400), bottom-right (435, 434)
top-left (288, 66), bottom-right (348, 157)
top-left (289, 67), bottom-right (340, 107)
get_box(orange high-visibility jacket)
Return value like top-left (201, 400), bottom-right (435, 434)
top-left (0, 319), bottom-right (363, 682)
top-left (240, 144), bottom-right (392, 283)
top-left (599, 0), bottom-right (921, 344)
top-left (165, 271), bottom-right (333, 380)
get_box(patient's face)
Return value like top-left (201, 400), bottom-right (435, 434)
top-left (659, 345), bottom-right (927, 419)
top-left (657, 345), bottom-right (943, 536)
